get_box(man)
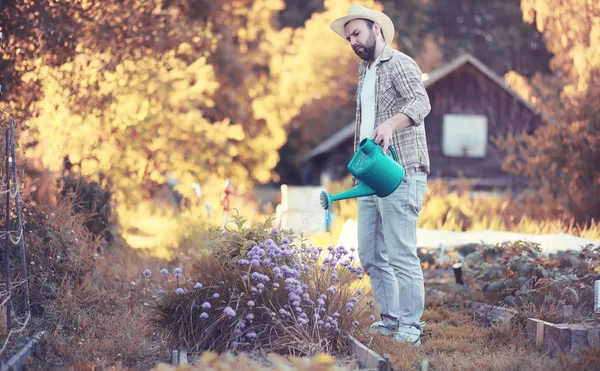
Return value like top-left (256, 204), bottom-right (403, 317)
top-left (330, 4), bottom-right (431, 345)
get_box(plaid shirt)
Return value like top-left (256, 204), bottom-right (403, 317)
top-left (351, 44), bottom-right (431, 186)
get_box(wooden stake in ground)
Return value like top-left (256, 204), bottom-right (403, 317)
top-left (9, 119), bottom-right (29, 314)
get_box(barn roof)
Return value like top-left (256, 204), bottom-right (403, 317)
top-left (302, 53), bottom-right (537, 163)
top-left (421, 53), bottom-right (536, 112)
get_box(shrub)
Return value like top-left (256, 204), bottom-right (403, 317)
top-left (14, 175), bottom-right (120, 339)
top-left (144, 212), bottom-right (370, 357)
top-left (22, 193), bottom-right (102, 323)
top-left (58, 175), bottom-right (115, 245)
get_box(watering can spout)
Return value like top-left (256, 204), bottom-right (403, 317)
top-left (331, 182), bottom-right (376, 201)
top-left (319, 182), bottom-right (376, 210)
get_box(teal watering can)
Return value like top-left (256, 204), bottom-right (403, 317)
top-left (319, 138), bottom-right (405, 210)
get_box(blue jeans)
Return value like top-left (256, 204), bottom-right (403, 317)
top-left (357, 171), bottom-right (427, 328)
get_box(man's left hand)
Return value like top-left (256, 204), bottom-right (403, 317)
top-left (371, 121), bottom-right (394, 155)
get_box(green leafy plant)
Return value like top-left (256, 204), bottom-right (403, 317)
top-left (462, 241), bottom-right (600, 322)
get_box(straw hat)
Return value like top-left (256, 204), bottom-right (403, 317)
top-left (330, 4), bottom-right (395, 43)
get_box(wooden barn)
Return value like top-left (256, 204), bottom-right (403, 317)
top-left (301, 53), bottom-right (543, 191)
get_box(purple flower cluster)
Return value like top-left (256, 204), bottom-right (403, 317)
top-left (224, 306), bottom-right (236, 317)
top-left (239, 238), bottom-right (364, 328)
top-left (233, 318), bottom-right (258, 342)
top-left (174, 268), bottom-right (182, 279)
top-left (321, 246), bottom-right (363, 275)
top-left (149, 268), bottom-right (185, 279)
top-left (198, 301), bottom-right (211, 320)
top-left (148, 230), bottom-right (368, 352)
top-left (320, 312), bottom-right (341, 333)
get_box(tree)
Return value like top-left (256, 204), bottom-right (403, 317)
top-left (426, 0), bottom-right (553, 78)
top-left (499, 0), bottom-right (600, 224)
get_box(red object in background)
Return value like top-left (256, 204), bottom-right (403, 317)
top-left (221, 179), bottom-right (233, 212)
top-left (222, 197), bottom-right (230, 212)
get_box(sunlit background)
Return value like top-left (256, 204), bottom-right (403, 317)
top-left (1, 0), bottom-right (598, 258)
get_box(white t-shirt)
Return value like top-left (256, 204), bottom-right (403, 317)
top-left (359, 55), bottom-right (382, 141)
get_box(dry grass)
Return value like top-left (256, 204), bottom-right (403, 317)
top-left (8, 186), bottom-right (173, 369)
top-left (28, 243), bottom-right (169, 370)
top-left (356, 308), bottom-right (535, 370)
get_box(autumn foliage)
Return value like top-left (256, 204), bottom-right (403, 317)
top-left (1, 0), bottom-right (380, 209)
top-left (500, 0), bottom-right (600, 225)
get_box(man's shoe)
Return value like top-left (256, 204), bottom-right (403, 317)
top-left (393, 322), bottom-right (425, 345)
top-left (368, 321), bottom-right (396, 336)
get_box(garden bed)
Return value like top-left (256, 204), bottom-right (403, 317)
top-left (428, 284), bottom-right (600, 356)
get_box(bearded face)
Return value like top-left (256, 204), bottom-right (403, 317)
top-left (352, 28), bottom-right (376, 61)
top-left (344, 19), bottom-right (379, 61)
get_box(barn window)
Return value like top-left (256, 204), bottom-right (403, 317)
top-left (442, 114), bottom-right (488, 158)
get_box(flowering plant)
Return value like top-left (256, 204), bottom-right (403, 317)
top-left (144, 213), bottom-right (371, 356)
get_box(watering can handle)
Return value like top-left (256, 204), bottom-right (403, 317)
top-left (380, 143), bottom-right (398, 163)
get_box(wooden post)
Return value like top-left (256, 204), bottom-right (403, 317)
top-left (563, 305), bottom-right (573, 323)
top-left (179, 348), bottom-right (188, 364)
top-left (465, 300), bottom-right (519, 325)
top-left (544, 323), bottom-right (571, 355)
top-left (588, 328), bottom-right (600, 347)
top-left (525, 318), bottom-right (545, 350)
top-left (170, 349), bottom-right (179, 366)
top-left (452, 262), bottom-right (464, 285)
top-left (526, 317), bottom-right (600, 354)
top-left (170, 347), bottom-right (188, 366)
top-left (571, 328), bottom-right (590, 351)
top-left (1, 331), bottom-right (45, 370)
